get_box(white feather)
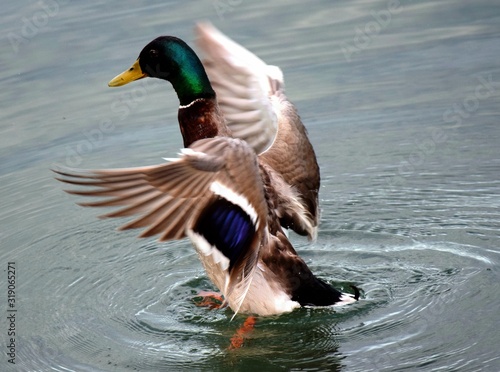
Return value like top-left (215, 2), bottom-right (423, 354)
top-left (209, 181), bottom-right (259, 227)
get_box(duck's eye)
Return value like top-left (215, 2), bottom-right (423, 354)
top-left (149, 49), bottom-right (159, 58)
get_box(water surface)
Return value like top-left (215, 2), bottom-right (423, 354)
top-left (1, 1), bottom-right (499, 371)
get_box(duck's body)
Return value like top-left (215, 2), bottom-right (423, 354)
top-left (55, 33), bottom-right (358, 316)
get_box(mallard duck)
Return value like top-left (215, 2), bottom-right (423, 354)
top-left (196, 22), bottom-right (320, 238)
top-left (54, 35), bottom-right (358, 316)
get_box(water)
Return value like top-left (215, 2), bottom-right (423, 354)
top-left (1, 0), bottom-right (499, 371)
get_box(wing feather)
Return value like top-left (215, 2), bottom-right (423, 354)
top-left (102, 192), bottom-right (165, 218)
top-left (54, 137), bottom-right (270, 315)
top-left (196, 22), bottom-right (280, 153)
top-left (196, 22), bottom-right (320, 238)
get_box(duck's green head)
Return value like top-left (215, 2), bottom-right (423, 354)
top-left (108, 36), bottom-right (215, 105)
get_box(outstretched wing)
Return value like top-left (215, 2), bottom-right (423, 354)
top-left (196, 22), bottom-right (320, 237)
top-left (196, 21), bottom-right (281, 154)
top-left (54, 137), bottom-right (268, 314)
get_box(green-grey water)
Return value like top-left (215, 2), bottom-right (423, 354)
top-left (1, 1), bottom-right (499, 371)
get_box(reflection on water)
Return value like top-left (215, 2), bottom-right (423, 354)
top-left (1, 0), bottom-right (499, 371)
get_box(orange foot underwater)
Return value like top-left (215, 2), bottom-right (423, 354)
top-left (192, 292), bottom-right (256, 349)
top-left (229, 316), bottom-right (257, 350)
top-left (193, 290), bottom-right (226, 309)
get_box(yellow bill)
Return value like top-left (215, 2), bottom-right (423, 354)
top-left (108, 60), bottom-right (146, 87)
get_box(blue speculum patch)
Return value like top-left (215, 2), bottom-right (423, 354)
top-left (195, 197), bottom-right (255, 270)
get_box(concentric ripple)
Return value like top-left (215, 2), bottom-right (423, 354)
top-left (307, 228), bottom-right (496, 372)
top-left (8, 201), bottom-right (498, 371)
